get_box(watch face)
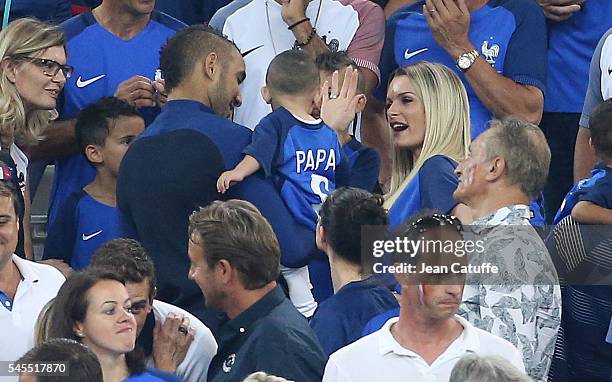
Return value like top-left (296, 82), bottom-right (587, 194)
top-left (458, 56), bottom-right (471, 70)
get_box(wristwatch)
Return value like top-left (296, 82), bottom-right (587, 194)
top-left (456, 50), bottom-right (479, 72)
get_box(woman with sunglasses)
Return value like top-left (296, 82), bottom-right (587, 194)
top-left (312, 187), bottom-right (399, 357)
top-left (48, 270), bottom-right (181, 382)
top-left (383, 62), bottom-right (472, 227)
top-left (0, 18), bottom-right (72, 258)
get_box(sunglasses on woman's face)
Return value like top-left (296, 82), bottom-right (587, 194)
top-left (14, 56), bottom-right (74, 79)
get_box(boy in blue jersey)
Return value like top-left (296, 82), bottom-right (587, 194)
top-left (218, 50), bottom-right (349, 230)
top-left (567, 100), bottom-right (612, 225)
top-left (43, 97), bottom-right (144, 270)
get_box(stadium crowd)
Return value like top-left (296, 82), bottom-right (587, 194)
top-left (0, 0), bottom-right (611, 381)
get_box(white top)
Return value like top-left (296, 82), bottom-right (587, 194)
top-left (322, 315), bottom-right (525, 382)
top-left (0, 255), bottom-right (64, 366)
top-left (144, 299), bottom-right (218, 382)
top-left (223, 0), bottom-right (359, 130)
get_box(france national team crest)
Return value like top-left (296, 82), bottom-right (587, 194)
top-left (222, 354), bottom-right (236, 373)
top-left (481, 39), bottom-right (500, 65)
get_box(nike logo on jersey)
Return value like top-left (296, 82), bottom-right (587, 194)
top-left (76, 74), bottom-right (106, 88)
top-left (82, 230), bottom-right (103, 241)
top-left (404, 48), bottom-right (428, 60)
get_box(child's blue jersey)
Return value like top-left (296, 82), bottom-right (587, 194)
top-left (243, 107), bottom-right (349, 230)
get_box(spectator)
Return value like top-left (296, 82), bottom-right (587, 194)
top-left (89, 238), bottom-right (217, 382)
top-left (538, 0), bottom-right (612, 223)
top-left (322, 212), bottom-right (525, 381)
top-left (0, 181), bottom-right (65, 377)
top-left (315, 51), bottom-right (380, 192)
top-left (48, 270), bottom-right (181, 382)
top-left (32, 0), bottom-right (184, 229)
top-left (449, 354), bottom-right (532, 382)
top-left (117, 25), bottom-right (315, 325)
top-left (188, 200), bottom-right (326, 382)
top-left (574, 28), bottom-right (612, 183)
top-left (382, 62), bottom-right (471, 227)
top-left (311, 187), bottom-right (398, 357)
top-left (42, 97), bottom-right (144, 270)
top-left (568, 100), bottom-right (612, 225)
top-left (0, 0), bottom-right (71, 25)
top-left (453, 118), bottom-right (561, 381)
top-left (17, 338), bottom-right (103, 382)
top-left (0, 18), bottom-right (69, 259)
top-left (209, 0), bottom-right (386, 171)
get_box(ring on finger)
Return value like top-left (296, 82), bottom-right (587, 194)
top-left (429, 8), bottom-right (436, 12)
top-left (178, 326), bottom-right (188, 335)
top-left (329, 94), bottom-right (338, 99)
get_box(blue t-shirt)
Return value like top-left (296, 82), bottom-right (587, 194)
top-left (342, 137), bottom-right (380, 192)
top-left (42, 190), bottom-right (128, 270)
top-left (361, 307), bottom-right (400, 336)
top-left (377, 0), bottom-right (547, 138)
top-left (49, 11), bottom-right (184, 225)
top-left (388, 155), bottom-right (459, 228)
top-left (309, 277), bottom-right (398, 356)
top-left (544, 0), bottom-right (612, 113)
top-left (553, 164), bottom-right (612, 225)
top-left (124, 369), bottom-right (181, 382)
top-left (243, 107), bottom-right (349, 230)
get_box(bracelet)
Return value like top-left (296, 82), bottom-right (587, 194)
top-left (295, 27), bottom-right (317, 48)
top-left (288, 17), bottom-right (310, 30)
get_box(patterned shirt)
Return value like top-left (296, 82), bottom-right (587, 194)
top-left (459, 204), bottom-right (562, 382)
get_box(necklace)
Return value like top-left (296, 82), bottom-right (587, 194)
top-left (264, 0), bottom-right (323, 55)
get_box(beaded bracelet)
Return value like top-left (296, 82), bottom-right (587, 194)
top-left (295, 27), bottom-right (317, 48)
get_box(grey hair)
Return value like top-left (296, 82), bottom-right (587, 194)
top-left (449, 354), bottom-right (532, 382)
top-left (485, 117), bottom-right (551, 199)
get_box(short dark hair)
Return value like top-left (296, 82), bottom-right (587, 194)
top-left (89, 239), bottom-right (156, 300)
top-left (315, 51), bottom-right (365, 93)
top-left (485, 118), bottom-right (551, 199)
top-left (188, 200), bottom-right (280, 290)
top-left (75, 96), bottom-right (141, 155)
top-left (48, 270), bottom-right (145, 376)
top-left (17, 338), bottom-right (103, 382)
top-left (160, 24), bottom-right (238, 93)
top-left (0, 178), bottom-right (22, 219)
top-left (589, 99), bottom-right (612, 161)
top-left (266, 49), bottom-right (319, 96)
top-left (319, 187), bottom-right (387, 266)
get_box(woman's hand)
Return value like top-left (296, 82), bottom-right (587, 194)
top-left (320, 67), bottom-right (362, 144)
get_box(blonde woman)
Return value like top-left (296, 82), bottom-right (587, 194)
top-left (383, 62), bottom-right (472, 226)
top-left (0, 18), bottom-right (70, 258)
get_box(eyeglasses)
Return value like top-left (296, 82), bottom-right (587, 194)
top-left (411, 213), bottom-right (462, 233)
top-left (15, 56), bottom-right (74, 79)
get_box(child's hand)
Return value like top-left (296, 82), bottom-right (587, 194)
top-left (217, 170), bottom-right (245, 193)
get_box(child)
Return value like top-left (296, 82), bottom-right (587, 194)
top-left (217, 50), bottom-right (350, 317)
top-left (554, 99), bottom-right (612, 225)
top-left (217, 49), bottom-right (349, 230)
top-left (42, 97), bottom-right (144, 269)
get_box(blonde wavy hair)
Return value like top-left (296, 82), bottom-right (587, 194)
top-left (384, 62), bottom-right (471, 209)
top-left (0, 18), bottom-right (65, 147)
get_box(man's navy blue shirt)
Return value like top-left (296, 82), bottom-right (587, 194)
top-left (207, 286), bottom-right (325, 382)
top-left (117, 100), bottom-right (315, 321)
top-left (309, 277), bottom-right (399, 357)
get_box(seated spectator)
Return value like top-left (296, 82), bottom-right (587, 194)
top-left (188, 200), bottom-right (326, 382)
top-left (17, 338), bottom-right (103, 382)
top-left (89, 238), bottom-right (217, 382)
top-left (315, 51), bottom-right (380, 192)
top-left (0, 181), bottom-right (65, 376)
top-left (382, 62), bottom-right (471, 227)
top-left (449, 354), bottom-right (532, 382)
top-left (453, 118), bottom-right (561, 381)
top-left (569, 100), bottom-right (612, 224)
top-left (48, 270), bottom-right (181, 382)
top-left (310, 187), bottom-right (398, 356)
top-left (43, 97), bottom-right (144, 270)
top-left (322, 212), bottom-right (524, 381)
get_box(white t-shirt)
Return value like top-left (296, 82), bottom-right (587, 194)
top-left (223, 0), bottom-right (360, 130)
top-left (144, 299), bottom-right (217, 382)
top-left (0, 255), bottom-right (64, 368)
top-left (322, 315), bottom-right (525, 382)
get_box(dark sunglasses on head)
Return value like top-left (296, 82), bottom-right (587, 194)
top-left (13, 56), bottom-right (74, 80)
top-left (411, 213), bottom-right (462, 233)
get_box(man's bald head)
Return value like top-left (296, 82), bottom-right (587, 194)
top-left (160, 25), bottom-right (241, 93)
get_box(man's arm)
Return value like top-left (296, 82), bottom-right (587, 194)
top-left (537, 0), bottom-right (583, 22)
top-left (280, 0), bottom-right (331, 57)
top-left (424, 0), bottom-right (545, 124)
top-left (571, 201), bottom-right (612, 224)
top-left (28, 119), bottom-right (78, 161)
